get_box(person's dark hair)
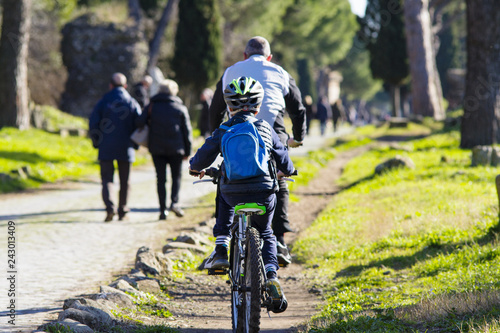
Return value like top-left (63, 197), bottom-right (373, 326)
top-left (244, 36), bottom-right (271, 58)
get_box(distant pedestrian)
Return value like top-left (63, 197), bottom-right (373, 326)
top-left (304, 95), bottom-right (315, 135)
top-left (89, 73), bottom-right (142, 222)
top-left (316, 96), bottom-right (331, 136)
top-left (331, 98), bottom-right (345, 132)
top-left (198, 88), bottom-right (213, 138)
top-left (132, 75), bottom-right (153, 108)
top-left (136, 79), bottom-right (192, 220)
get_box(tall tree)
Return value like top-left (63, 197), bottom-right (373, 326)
top-left (218, 0), bottom-right (293, 67)
top-left (273, 0), bottom-right (356, 97)
top-left (172, 0), bottom-right (222, 98)
top-left (0, 0), bottom-right (32, 129)
top-left (335, 36), bottom-right (383, 102)
top-left (404, 0), bottom-right (445, 120)
top-left (460, 0), bottom-right (500, 148)
top-left (363, 0), bottom-right (409, 117)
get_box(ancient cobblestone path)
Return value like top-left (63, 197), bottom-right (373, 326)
top-left (0, 161), bottom-right (215, 332)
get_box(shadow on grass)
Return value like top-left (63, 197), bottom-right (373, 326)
top-left (0, 151), bottom-right (64, 164)
top-left (335, 220), bottom-right (500, 279)
top-left (375, 134), bottom-right (428, 142)
top-left (0, 204), bottom-right (213, 226)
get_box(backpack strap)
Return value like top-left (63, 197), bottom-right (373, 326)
top-left (219, 116), bottom-right (257, 132)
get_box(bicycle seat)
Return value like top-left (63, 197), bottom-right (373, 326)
top-left (234, 203), bottom-right (266, 215)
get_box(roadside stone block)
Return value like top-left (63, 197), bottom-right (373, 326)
top-left (99, 285), bottom-right (135, 307)
top-left (109, 279), bottom-right (138, 294)
top-left (471, 146), bottom-right (493, 166)
top-left (175, 232), bottom-right (212, 247)
top-left (136, 278), bottom-right (162, 293)
top-left (135, 246), bottom-right (173, 276)
top-left (374, 155), bottom-right (415, 175)
top-left (61, 298), bottom-right (114, 329)
top-left (162, 241), bottom-right (207, 254)
top-left (54, 319), bottom-right (93, 333)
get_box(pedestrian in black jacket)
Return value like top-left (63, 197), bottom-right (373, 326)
top-left (132, 75), bottom-right (153, 108)
top-left (89, 73), bottom-right (142, 222)
top-left (136, 79), bottom-right (192, 220)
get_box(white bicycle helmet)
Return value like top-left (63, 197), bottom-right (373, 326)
top-left (223, 76), bottom-right (264, 112)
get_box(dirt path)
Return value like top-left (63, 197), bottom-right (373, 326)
top-left (162, 146), bottom-right (369, 332)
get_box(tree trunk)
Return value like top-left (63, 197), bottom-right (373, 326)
top-left (404, 0), bottom-right (445, 121)
top-left (147, 0), bottom-right (179, 73)
top-left (390, 84), bottom-right (402, 117)
top-left (0, 0), bottom-right (32, 130)
top-left (460, 0), bottom-right (500, 148)
top-left (128, 0), bottom-right (142, 24)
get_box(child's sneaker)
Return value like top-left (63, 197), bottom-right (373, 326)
top-left (204, 245), bottom-right (229, 269)
top-left (265, 277), bottom-right (288, 313)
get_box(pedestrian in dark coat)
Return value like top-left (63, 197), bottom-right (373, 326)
top-left (198, 88), bottom-right (213, 138)
top-left (132, 75), bottom-right (153, 108)
top-left (89, 72), bottom-right (142, 222)
top-left (331, 98), bottom-right (345, 132)
top-left (304, 95), bottom-right (315, 135)
top-left (316, 96), bottom-right (331, 136)
top-left (136, 79), bottom-right (192, 220)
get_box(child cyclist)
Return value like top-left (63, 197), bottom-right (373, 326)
top-left (189, 76), bottom-right (295, 313)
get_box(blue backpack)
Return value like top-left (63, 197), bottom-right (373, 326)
top-left (219, 120), bottom-right (269, 181)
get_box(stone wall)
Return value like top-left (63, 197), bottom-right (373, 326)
top-left (28, 8), bottom-right (67, 107)
top-left (60, 14), bottom-right (148, 117)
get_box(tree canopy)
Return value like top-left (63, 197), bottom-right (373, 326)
top-left (171, 0), bottom-right (222, 95)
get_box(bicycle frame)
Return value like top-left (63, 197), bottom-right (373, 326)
top-left (192, 167), bottom-right (295, 332)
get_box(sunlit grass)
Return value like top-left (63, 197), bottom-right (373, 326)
top-left (295, 127), bottom-right (500, 332)
top-left (0, 126), bottom-right (148, 193)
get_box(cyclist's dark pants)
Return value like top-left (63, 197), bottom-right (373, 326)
top-left (214, 191), bottom-right (279, 271)
top-left (272, 179), bottom-right (293, 236)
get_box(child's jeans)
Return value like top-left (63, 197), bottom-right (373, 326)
top-left (214, 191), bottom-right (279, 271)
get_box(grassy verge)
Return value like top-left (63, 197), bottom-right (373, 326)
top-left (295, 121), bottom-right (500, 332)
top-left (0, 126), bottom-right (151, 193)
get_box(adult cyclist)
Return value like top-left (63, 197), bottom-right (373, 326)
top-left (209, 36), bottom-right (306, 266)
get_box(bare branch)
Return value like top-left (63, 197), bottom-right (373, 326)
top-left (147, 0), bottom-right (179, 73)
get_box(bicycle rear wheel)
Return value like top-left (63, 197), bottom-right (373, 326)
top-left (230, 236), bottom-right (245, 333)
top-left (243, 227), bottom-right (264, 332)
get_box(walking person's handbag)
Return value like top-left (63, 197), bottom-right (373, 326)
top-left (131, 103), bottom-right (153, 147)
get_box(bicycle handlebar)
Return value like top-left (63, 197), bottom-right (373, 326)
top-left (191, 167), bottom-right (298, 184)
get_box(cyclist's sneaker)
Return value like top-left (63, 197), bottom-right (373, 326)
top-left (277, 242), bottom-right (292, 267)
top-left (266, 278), bottom-right (288, 313)
top-left (203, 245), bottom-right (229, 269)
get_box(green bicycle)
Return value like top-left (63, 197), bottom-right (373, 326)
top-left (192, 167), bottom-right (292, 332)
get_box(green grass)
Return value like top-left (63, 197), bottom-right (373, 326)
top-left (0, 127), bottom-right (98, 192)
top-left (38, 105), bottom-right (89, 131)
top-left (295, 124), bottom-right (500, 332)
top-left (0, 108), bottom-right (149, 193)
